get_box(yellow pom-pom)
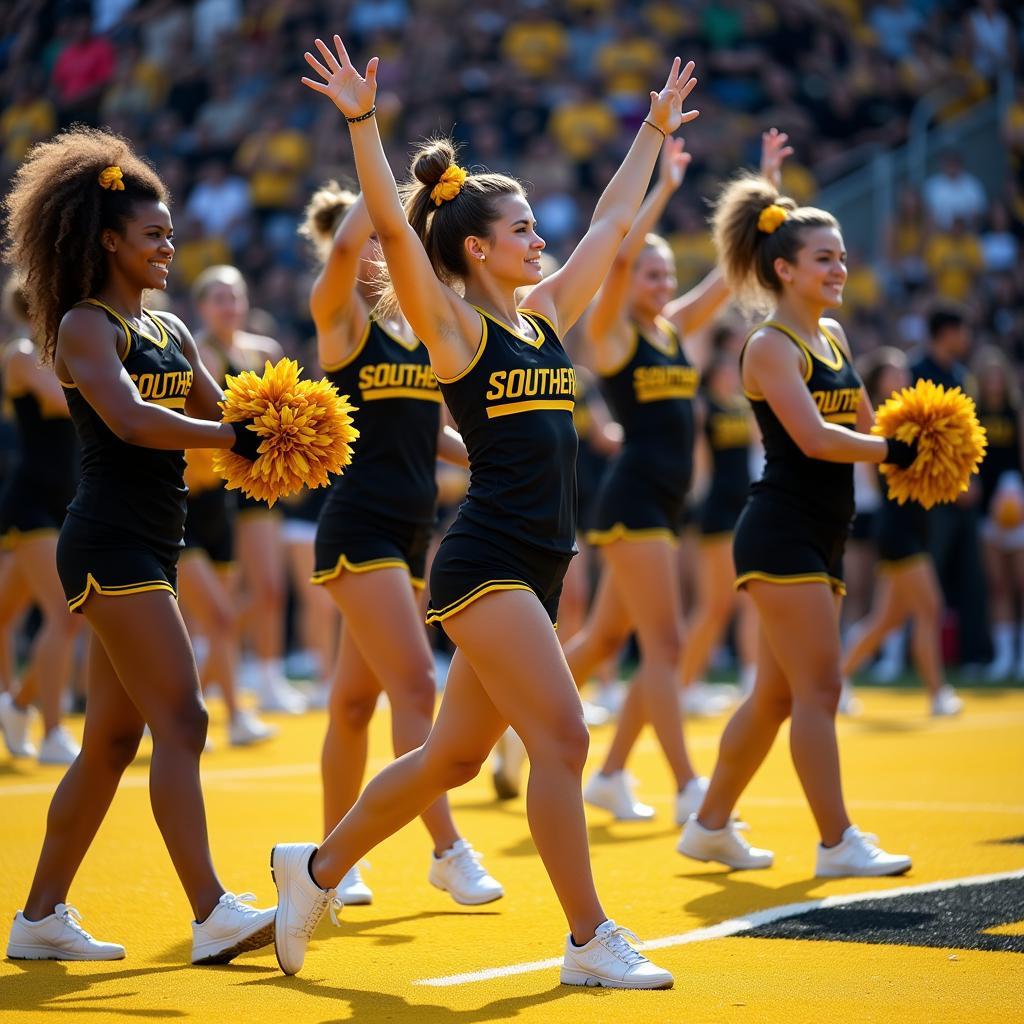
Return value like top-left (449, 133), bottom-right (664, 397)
top-left (757, 204), bottom-right (788, 234)
top-left (992, 475), bottom-right (1024, 529)
top-left (183, 447), bottom-right (222, 492)
top-left (872, 378), bottom-right (987, 509)
top-left (430, 164), bottom-right (468, 206)
top-left (98, 165), bottom-right (124, 191)
top-left (212, 357), bottom-right (359, 508)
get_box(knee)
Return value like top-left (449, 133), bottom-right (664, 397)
top-left (429, 748), bottom-right (486, 790)
top-left (86, 727), bottom-right (144, 774)
top-left (793, 675), bottom-right (842, 716)
top-left (209, 602), bottom-right (237, 636)
top-left (392, 672), bottom-right (437, 722)
top-left (639, 628), bottom-right (681, 667)
top-left (151, 698), bottom-right (209, 755)
top-left (750, 687), bottom-right (792, 723)
top-left (334, 692), bottom-right (377, 733)
top-left (527, 714), bottom-right (590, 776)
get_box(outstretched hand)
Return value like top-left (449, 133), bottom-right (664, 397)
top-left (760, 128), bottom-right (794, 189)
top-left (647, 58), bottom-right (699, 136)
top-left (301, 34), bottom-right (378, 119)
top-left (657, 136), bottom-right (692, 191)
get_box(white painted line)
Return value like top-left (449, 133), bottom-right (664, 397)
top-left (412, 868), bottom-right (1024, 987)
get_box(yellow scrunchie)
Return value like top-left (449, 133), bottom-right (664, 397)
top-left (98, 165), bottom-right (124, 192)
top-left (431, 165), bottom-right (468, 206)
top-left (757, 204), bottom-right (788, 234)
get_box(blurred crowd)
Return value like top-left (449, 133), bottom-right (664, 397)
top-left (0, 0), bottom-right (1022, 683)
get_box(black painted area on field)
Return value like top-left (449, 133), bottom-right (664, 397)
top-left (741, 879), bottom-right (1024, 953)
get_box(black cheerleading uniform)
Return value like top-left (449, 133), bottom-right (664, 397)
top-left (698, 393), bottom-right (752, 537)
top-left (875, 484), bottom-right (928, 568)
top-left (183, 484), bottom-right (234, 565)
top-left (0, 385), bottom-right (78, 546)
top-left (976, 401), bottom-right (1022, 515)
top-left (572, 368), bottom-right (609, 535)
top-left (733, 320), bottom-right (863, 595)
top-left (425, 307), bottom-right (578, 628)
top-left (312, 317), bottom-right (441, 589)
top-left (587, 318), bottom-right (699, 546)
top-left (56, 299), bottom-right (193, 613)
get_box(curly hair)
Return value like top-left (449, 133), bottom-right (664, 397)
top-left (711, 171), bottom-right (837, 317)
top-left (2, 126), bottom-right (168, 363)
top-left (376, 136), bottom-right (524, 317)
top-left (298, 180), bottom-right (358, 263)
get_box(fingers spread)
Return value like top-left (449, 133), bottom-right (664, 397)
top-left (303, 51), bottom-right (331, 80)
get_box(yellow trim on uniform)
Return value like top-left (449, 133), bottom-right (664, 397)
top-left (486, 399), bottom-right (574, 419)
top-left (636, 385), bottom-right (697, 403)
top-left (434, 315), bottom-right (488, 385)
top-left (373, 316), bottom-right (422, 353)
top-left (518, 308), bottom-right (558, 337)
top-left (698, 530), bottom-right (734, 545)
top-left (425, 579), bottom-right (536, 625)
top-left (310, 554), bottom-right (425, 590)
top-left (823, 412), bottom-right (858, 425)
top-left (67, 574), bottom-right (177, 613)
top-left (647, 316), bottom-right (680, 357)
top-left (321, 320), bottom-right (372, 373)
top-left (877, 553), bottom-right (929, 575)
top-left (585, 523), bottom-right (678, 547)
top-left (81, 298), bottom-right (169, 353)
top-left (474, 306), bottom-right (544, 349)
top-left (598, 324), bottom-right (641, 379)
top-left (1, 526), bottom-right (59, 550)
top-left (149, 396), bottom-right (188, 409)
top-left (360, 387), bottom-right (443, 403)
top-left (735, 570), bottom-right (847, 596)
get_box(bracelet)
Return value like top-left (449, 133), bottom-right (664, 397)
top-left (642, 119), bottom-right (667, 138)
top-left (346, 106), bottom-right (376, 124)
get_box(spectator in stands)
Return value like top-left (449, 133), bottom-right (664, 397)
top-left (923, 151), bottom-right (988, 230)
top-left (186, 159), bottom-right (252, 248)
top-left (50, 13), bottom-right (116, 121)
top-left (925, 214), bottom-right (985, 302)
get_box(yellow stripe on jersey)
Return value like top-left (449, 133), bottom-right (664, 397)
top-left (486, 399), bottom-right (574, 419)
top-left (359, 388), bottom-right (444, 403)
top-left (635, 385), bottom-right (699, 403)
top-left (149, 397), bottom-right (188, 409)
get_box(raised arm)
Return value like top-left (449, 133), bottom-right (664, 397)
top-left (3, 341), bottom-right (69, 414)
top-left (663, 129), bottom-right (792, 337)
top-left (437, 423), bottom-right (469, 469)
top-left (301, 35), bottom-right (480, 377)
top-left (58, 307), bottom-right (235, 451)
top-left (528, 58), bottom-right (699, 335)
top-left (585, 138), bottom-right (691, 369)
top-left (309, 193), bottom-right (373, 368)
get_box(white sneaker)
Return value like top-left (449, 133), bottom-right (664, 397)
top-left (303, 683), bottom-right (331, 711)
top-left (930, 686), bottom-right (964, 717)
top-left (337, 865), bottom-right (373, 906)
top-left (191, 890), bottom-right (276, 964)
top-left (837, 681), bottom-right (862, 716)
top-left (259, 677), bottom-right (308, 715)
top-left (228, 709), bottom-right (277, 746)
top-left (560, 919), bottom-right (672, 989)
top-left (674, 776), bottom-right (709, 826)
top-left (492, 727), bottom-right (527, 801)
top-left (271, 843), bottom-right (341, 975)
top-left (677, 815), bottom-right (774, 869)
top-left (682, 683), bottom-right (734, 718)
top-left (0, 692), bottom-right (36, 758)
top-left (591, 680), bottom-right (626, 717)
top-left (37, 726), bottom-right (79, 765)
top-left (428, 839), bottom-right (504, 905)
top-left (583, 771), bottom-right (654, 821)
top-left (581, 700), bottom-right (610, 727)
top-left (7, 904), bottom-right (124, 960)
top-left (815, 825), bottom-right (911, 877)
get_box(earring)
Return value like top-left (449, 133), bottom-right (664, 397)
top-left (478, 254), bottom-right (486, 262)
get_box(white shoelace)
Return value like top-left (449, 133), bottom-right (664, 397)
top-left (220, 891), bottom-right (259, 914)
top-left (58, 905), bottom-right (94, 940)
top-left (449, 844), bottom-right (488, 882)
top-left (599, 925), bottom-right (647, 966)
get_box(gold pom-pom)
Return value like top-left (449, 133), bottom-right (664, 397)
top-left (183, 447), bottom-right (222, 492)
top-left (98, 165), bottom-right (124, 191)
top-left (757, 204), bottom-right (788, 234)
top-left (212, 357), bottom-right (359, 508)
top-left (873, 379), bottom-right (987, 509)
top-left (431, 164), bottom-right (468, 206)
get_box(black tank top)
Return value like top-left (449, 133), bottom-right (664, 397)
top-left (323, 317), bottom-right (440, 525)
top-left (977, 400), bottom-right (1021, 512)
top-left (63, 299), bottom-right (192, 556)
top-left (599, 318), bottom-right (699, 497)
top-left (742, 320), bottom-right (863, 525)
top-left (437, 307), bottom-right (577, 554)
top-left (704, 392), bottom-right (751, 506)
top-left (7, 390), bottom-right (78, 494)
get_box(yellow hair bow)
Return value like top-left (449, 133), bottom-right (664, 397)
top-left (98, 165), bottom-right (125, 192)
top-left (431, 165), bottom-right (468, 206)
top-left (757, 204), bottom-right (788, 234)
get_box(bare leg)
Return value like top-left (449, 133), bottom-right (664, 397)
top-left (0, 555), bottom-right (33, 696)
top-left (841, 574), bottom-right (907, 679)
top-left (678, 537), bottom-right (737, 687)
top-left (287, 539), bottom-right (338, 681)
top-left (236, 513), bottom-right (287, 668)
top-left (563, 568), bottom-right (631, 691)
top-left (905, 560), bottom-right (947, 697)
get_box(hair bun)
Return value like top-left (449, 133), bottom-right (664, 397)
top-left (411, 139), bottom-right (458, 189)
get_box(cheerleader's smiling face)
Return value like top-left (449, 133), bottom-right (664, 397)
top-left (775, 225), bottom-right (847, 309)
top-left (630, 242), bottom-right (677, 320)
top-left (102, 199), bottom-right (174, 292)
top-left (464, 193), bottom-right (546, 290)
top-left (197, 278), bottom-right (248, 338)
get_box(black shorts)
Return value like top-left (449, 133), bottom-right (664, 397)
top-left (0, 475), bottom-right (72, 546)
top-left (849, 509), bottom-right (877, 543)
top-left (312, 503), bottom-right (432, 590)
top-left (56, 513), bottom-right (179, 614)
top-left (699, 490), bottom-right (747, 538)
top-left (426, 519), bottom-right (573, 631)
top-left (733, 495), bottom-right (849, 595)
top-left (587, 457), bottom-right (688, 546)
top-left (876, 501), bottom-right (926, 567)
top-left (183, 487), bottom-right (234, 565)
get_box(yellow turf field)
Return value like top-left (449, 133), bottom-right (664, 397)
top-left (1, 687), bottom-right (1022, 1023)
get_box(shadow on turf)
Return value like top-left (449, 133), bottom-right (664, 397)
top-left (674, 873), bottom-right (825, 924)
top-left (241, 976), bottom-right (592, 1021)
top-left (4, 960), bottom-right (188, 1017)
top-left (499, 823), bottom-right (679, 858)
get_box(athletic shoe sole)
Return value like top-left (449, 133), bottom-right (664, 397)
top-left (7, 943), bottom-right (124, 961)
top-left (192, 915), bottom-right (276, 966)
top-left (560, 968), bottom-right (673, 989)
top-left (428, 876), bottom-right (504, 906)
top-left (815, 861), bottom-right (912, 878)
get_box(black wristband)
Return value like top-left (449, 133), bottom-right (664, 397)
top-left (642, 119), bottom-right (667, 138)
top-left (346, 106), bottom-right (376, 124)
top-left (884, 436), bottom-right (918, 469)
top-left (230, 420), bottom-right (262, 462)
